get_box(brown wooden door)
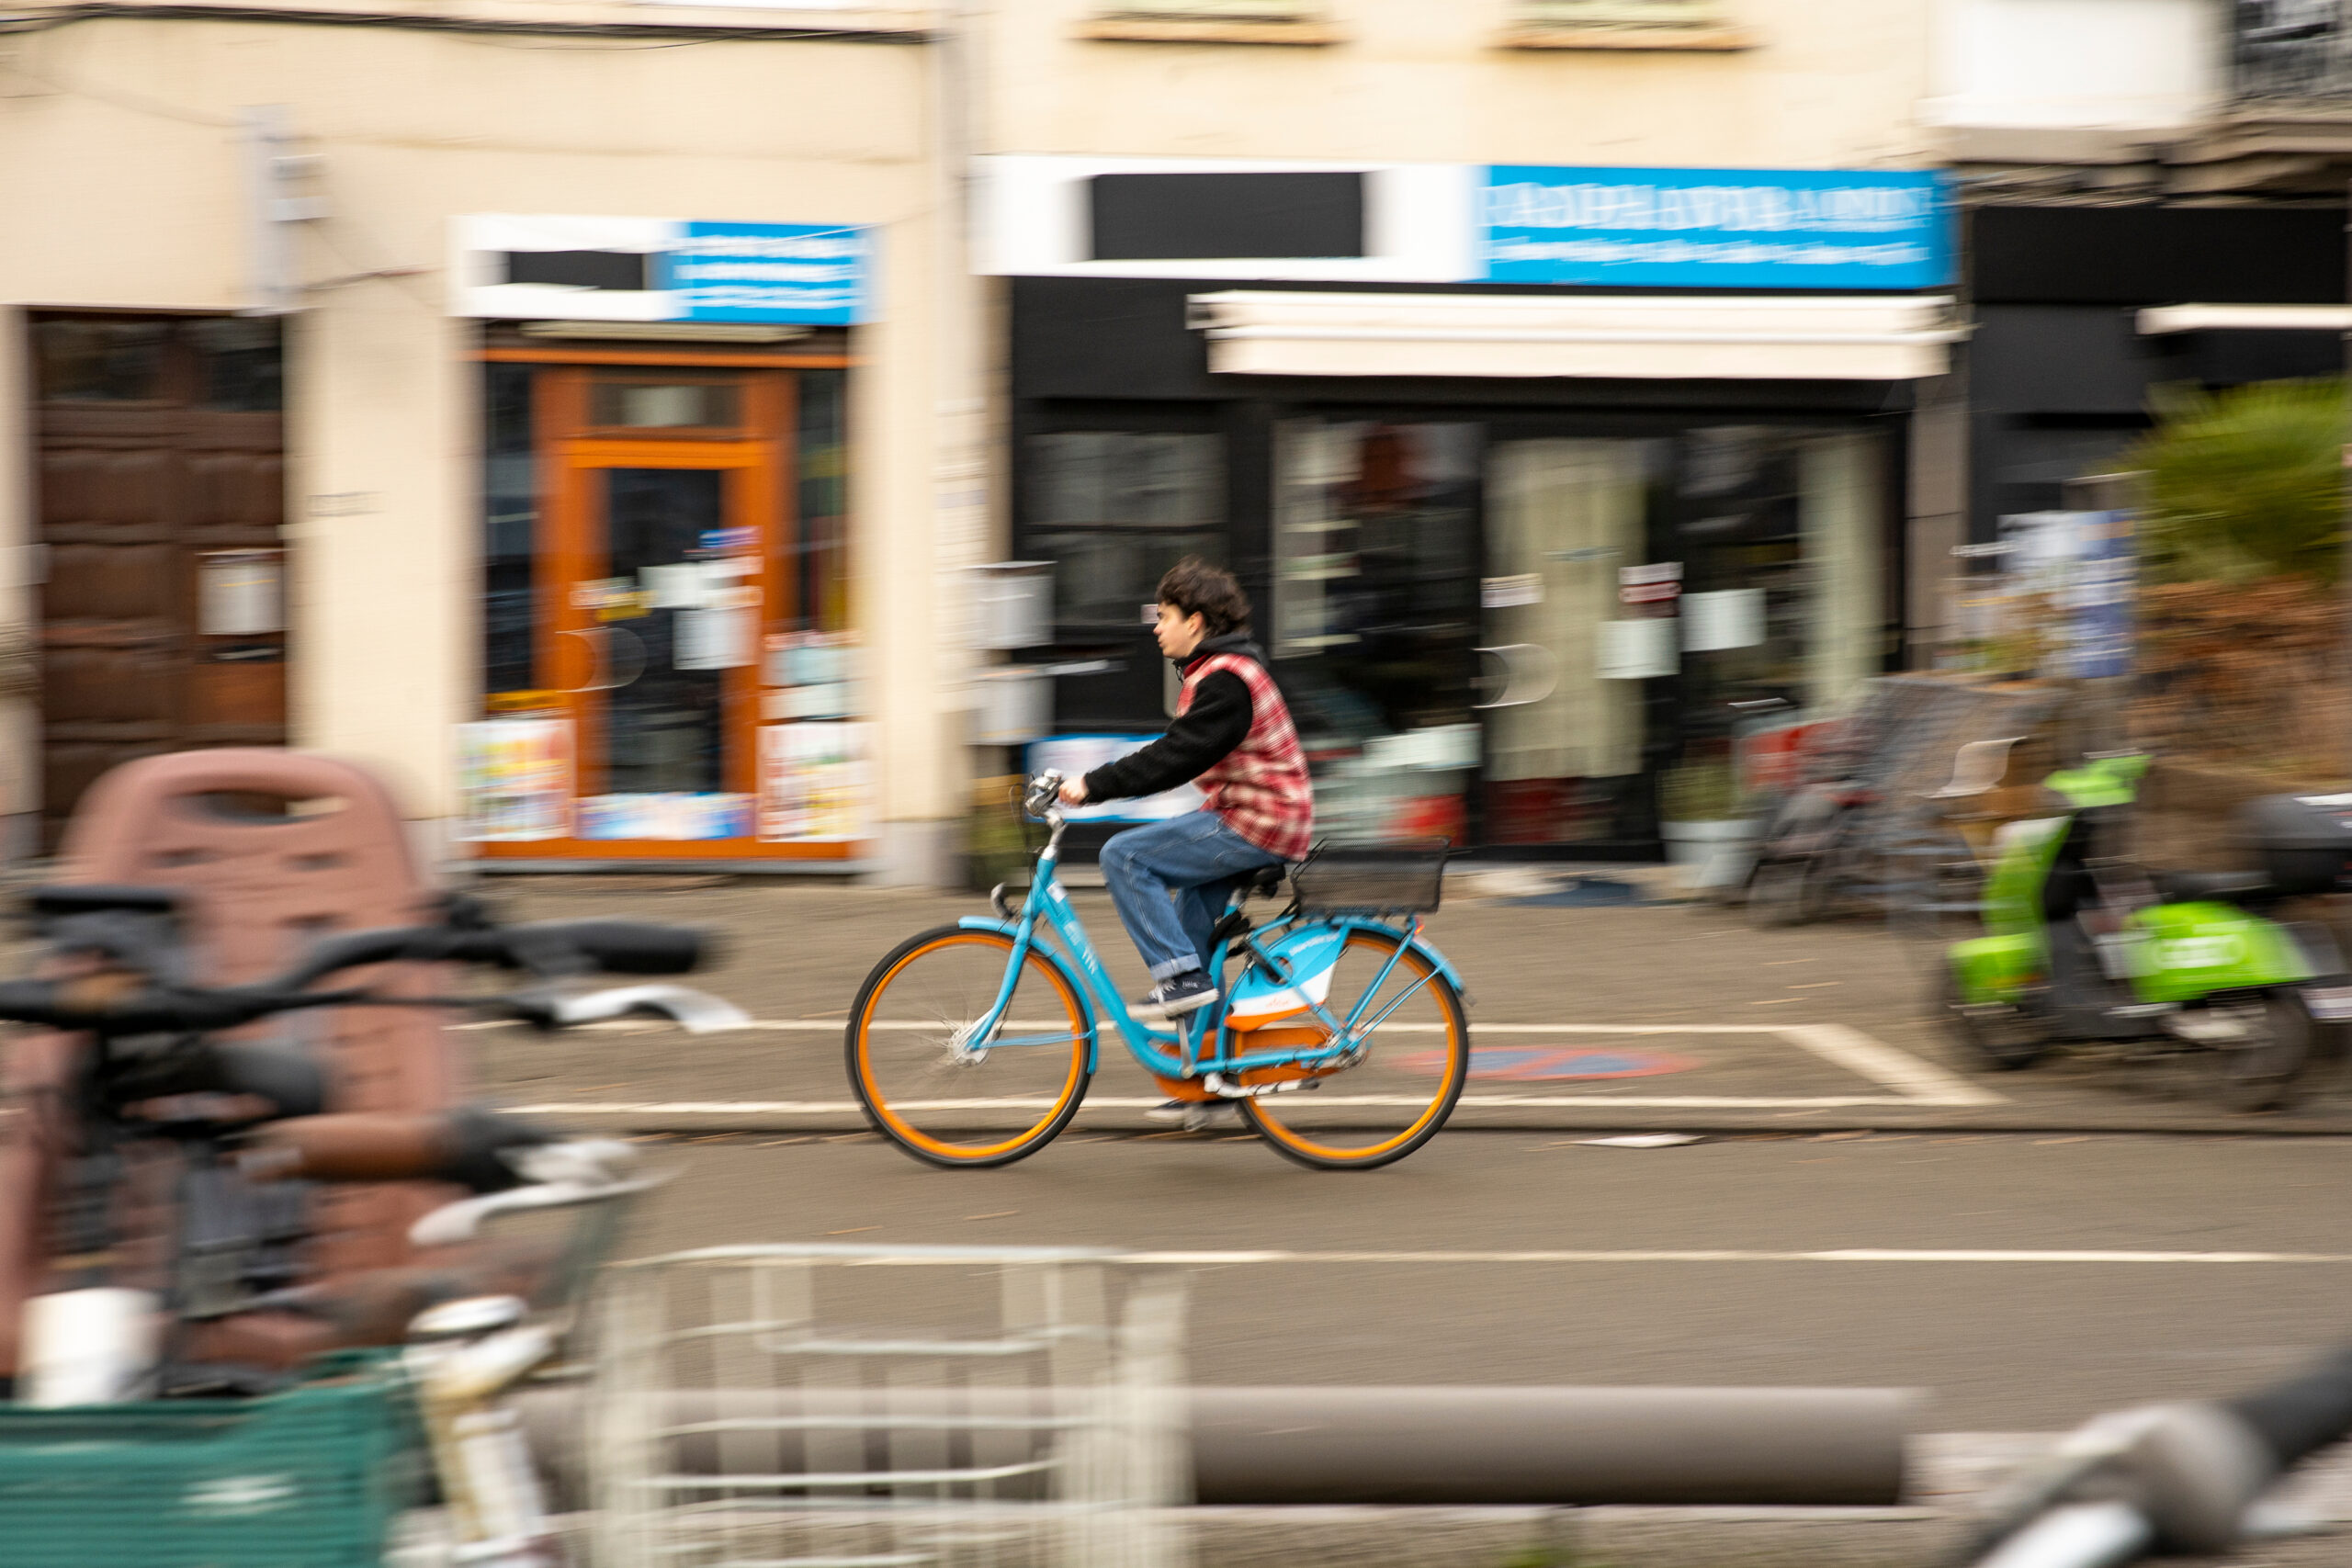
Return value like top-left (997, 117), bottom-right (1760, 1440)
top-left (30, 315), bottom-right (288, 847)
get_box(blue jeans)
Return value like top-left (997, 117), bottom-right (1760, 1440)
top-left (1099, 811), bottom-right (1284, 982)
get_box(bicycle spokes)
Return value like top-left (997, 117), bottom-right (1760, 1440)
top-left (1240, 930), bottom-right (1468, 1170)
top-left (847, 928), bottom-right (1092, 1168)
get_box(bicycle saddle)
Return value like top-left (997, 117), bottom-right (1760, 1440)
top-left (2154, 869), bottom-right (2281, 906)
top-left (1238, 863), bottom-right (1288, 898)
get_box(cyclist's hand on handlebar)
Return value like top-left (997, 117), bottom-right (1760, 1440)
top-left (1058, 777), bottom-right (1089, 807)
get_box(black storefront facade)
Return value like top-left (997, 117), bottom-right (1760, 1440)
top-left (1967, 202), bottom-right (2348, 547)
top-left (1007, 275), bottom-right (1932, 860)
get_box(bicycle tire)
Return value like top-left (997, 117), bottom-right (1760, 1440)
top-left (846, 925), bottom-right (1092, 1168)
top-left (1241, 930), bottom-right (1469, 1171)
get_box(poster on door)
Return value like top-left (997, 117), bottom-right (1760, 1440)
top-left (758, 721), bottom-right (873, 842)
top-left (457, 719), bottom-right (573, 841)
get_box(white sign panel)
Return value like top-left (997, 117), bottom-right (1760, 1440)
top-left (1598, 617), bottom-right (1679, 680)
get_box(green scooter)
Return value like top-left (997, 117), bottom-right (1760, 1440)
top-left (1941, 753), bottom-right (2352, 1110)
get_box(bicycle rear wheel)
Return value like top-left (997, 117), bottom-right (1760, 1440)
top-left (847, 926), bottom-right (1092, 1168)
top-left (1241, 929), bottom-right (1467, 1170)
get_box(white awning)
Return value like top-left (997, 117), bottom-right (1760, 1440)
top-left (1185, 291), bottom-right (1964, 380)
top-left (2136, 303), bottom-right (2352, 335)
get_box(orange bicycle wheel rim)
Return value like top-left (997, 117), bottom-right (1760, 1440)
top-left (1243, 932), bottom-right (1466, 1168)
top-left (853, 931), bottom-right (1091, 1164)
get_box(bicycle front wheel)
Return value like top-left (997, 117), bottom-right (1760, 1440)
top-left (1241, 929), bottom-right (1468, 1171)
top-left (847, 926), bottom-right (1093, 1168)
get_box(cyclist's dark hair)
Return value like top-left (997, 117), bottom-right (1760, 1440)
top-left (1156, 558), bottom-right (1250, 638)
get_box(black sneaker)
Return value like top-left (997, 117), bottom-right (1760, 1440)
top-left (1132, 972), bottom-right (1217, 1023)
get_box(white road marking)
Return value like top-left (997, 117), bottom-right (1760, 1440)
top-left (506, 1095), bottom-right (1929, 1115)
top-left (1106, 1249), bottom-right (2352, 1266)
top-left (475, 1017), bottom-right (2001, 1110)
top-left (1779, 1023), bottom-right (2004, 1108)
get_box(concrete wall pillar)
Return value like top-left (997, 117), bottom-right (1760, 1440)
top-left (288, 286), bottom-right (472, 836)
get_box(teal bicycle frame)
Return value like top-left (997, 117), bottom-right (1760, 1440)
top-left (951, 798), bottom-right (1465, 1089)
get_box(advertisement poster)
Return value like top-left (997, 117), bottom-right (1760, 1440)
top-left (1999, 510), bottom-right (2136, 679)
top-left (1023, 735), bottom-right (1206, 825)
top-left (759, 722), bottom-right (873, 842)
top-left (577, 793), bottom-right (752, 841)
top-left (457, 719), bottom-right (572, 842)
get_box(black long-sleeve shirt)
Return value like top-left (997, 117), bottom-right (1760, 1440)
top-left (1081, 637), bottom-right (1261, 803)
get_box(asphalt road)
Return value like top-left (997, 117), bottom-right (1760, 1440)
top-left (622, 1128), bottom-right (2352, 1434)
top-left (449, 877), bottom-right (2352, 1460)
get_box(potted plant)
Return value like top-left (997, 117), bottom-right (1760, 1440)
top-left (1657, 756), bottom-right (1752, 891)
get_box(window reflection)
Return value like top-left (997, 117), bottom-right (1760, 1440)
top-left (1028, 431), bottom-right (1225, 628)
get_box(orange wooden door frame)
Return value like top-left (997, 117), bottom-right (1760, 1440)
top-left (480, 365), bottom-right (857, 861)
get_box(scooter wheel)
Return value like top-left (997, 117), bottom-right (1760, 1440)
top-left (1938, 966), bottom-right (2048, 1072)
top-left (2213, 996), bottom-right (2314, 1114)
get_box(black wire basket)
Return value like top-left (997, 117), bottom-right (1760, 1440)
top-left (1290, 839), bottom-right (1451, 915)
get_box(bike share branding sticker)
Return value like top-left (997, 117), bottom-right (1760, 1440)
top-left (2305, 987), bottom-right (2352, 1021)
top-left (2154, 935), bottom-right (2246, 971)
top-left (1228, 926), bottom-right (1346, 1026)
top-left (186, 1474), bottom-right (300, 1515)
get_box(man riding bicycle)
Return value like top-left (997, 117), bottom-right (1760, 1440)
top-left (1057, 559), bottom-right (1313, 1063)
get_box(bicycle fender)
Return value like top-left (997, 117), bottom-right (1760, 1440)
top-left (956, 916), bottom-right (1102, 1070)
top-left (1325, 918), bottom-right (1470, 1002)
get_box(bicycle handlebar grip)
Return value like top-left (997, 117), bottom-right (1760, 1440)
top-left (0, 980), bottom-right (62, 1026)
top-left (537, 920), bottom-right (707, 975)
top-left (240, 1113), bottom-right (455, 1183)
top-left (2225, 1344), bottom-right (2352, 1470)
top-left (241, 1106), bottom-right (554, 1191)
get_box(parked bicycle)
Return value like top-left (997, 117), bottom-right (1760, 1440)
top-left (0, 882), bottom-right (741, 1567)
top-left (845, 773), bottom-right (1472, 1171)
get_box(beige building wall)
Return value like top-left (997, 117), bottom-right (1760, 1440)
top-left (988, 0), bottom-right (1938, 170)
top-left (0, 13), bottom-right (960, 867)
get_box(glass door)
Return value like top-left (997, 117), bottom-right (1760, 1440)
top-left (1480, 437), bottom-right (1667, 846)
top-left (542, 374), bottom-right (786, 850)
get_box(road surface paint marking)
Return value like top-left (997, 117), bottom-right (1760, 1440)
top-left (1778, 1023), bottom-right (2003, 1107)
top-left (470, 1019), bottom-right (2002, 1109)
top-left (504, 1095), bottom-right (1938, 1115)
top-left (1108, 1249), bottom-right (2352, 1266)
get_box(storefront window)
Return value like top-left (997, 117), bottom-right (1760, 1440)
top-left (1273, 421), bottom-right (1482, 844)
top-left (795, 369), bottom-right (850, 633)
top-left (482, 363), bottom-right (538, 697)
top-left (1028, 431), bottom-right (1224, 630)
top-left (31, 316), bottom-right (283, 411)
top-left (1270, 416), bottom-right (1891, 848)
top-left (188, 319), bottom-right (286, 412)
top-left (32, 318), bottom-right (168, 401)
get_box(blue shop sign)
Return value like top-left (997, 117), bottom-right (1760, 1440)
top-left (655, 222), bottom-right (873, 325)
top-left (1481, 166), bottom-right (1951, 291)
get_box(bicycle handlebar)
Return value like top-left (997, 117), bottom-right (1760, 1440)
top-left (0, 915), bottom-right (715, 1034)
top-left (1961, 1342), bottom-right (2352, 1567)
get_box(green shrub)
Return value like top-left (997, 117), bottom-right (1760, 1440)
top-left (2123, 378), bottom-right (2347, 584)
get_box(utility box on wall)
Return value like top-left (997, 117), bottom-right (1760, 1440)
top-left (970, 562), bottom-right (1053, 651)
top-left (973, 667), bottom-right (1051, 745)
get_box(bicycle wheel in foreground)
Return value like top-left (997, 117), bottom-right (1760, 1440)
top-left (1241, 929), bottom-right (1468, 1170)
top-left (847, 926), bottom-right (1093, 1168)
